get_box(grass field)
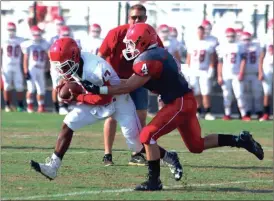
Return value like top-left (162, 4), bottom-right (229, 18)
top-left (1, 111), bottom-right (273, 200)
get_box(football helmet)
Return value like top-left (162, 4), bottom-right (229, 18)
top-left (122, 23), bottom-right (158, 61)
top-left (157, 24), bottom-right (170, 40)
top-left (202, 20), bottom-right (212, 36)
top-left (169, 27), bottom-right (178, 38)
top-left (241, 31), bottom-right (252, 44)
top-left (89, 23), bottom-right (101, 38)
top-left (235, 28), bottom-right (243, 41)
top-left (31, 25), bottom-right (42, 42)
top-left (60, 25), bottom-right (71, 38)
top-left (225, 28), bottom-right (236, 43)
top-left (49, 38), bottom-right (80, 81)
top-left (7, 22), bottom-right (16, 38)
top-left (54, 16), bottom-right (65, 26)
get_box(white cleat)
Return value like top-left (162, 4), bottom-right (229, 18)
top-left (5, 106), bottom-right (11, 112)
top-left (30, 157), bottom-right (60, 180)
top-left (59, 107), bottom-right (69, 115)
top-left (205, 113), bottom-right (216, 120)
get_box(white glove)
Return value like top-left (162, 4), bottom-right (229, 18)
top-left (207, 67), bottom-right (215, 79)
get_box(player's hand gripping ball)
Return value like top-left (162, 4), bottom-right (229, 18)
top-left (57, 81), bottom-right (85, 103)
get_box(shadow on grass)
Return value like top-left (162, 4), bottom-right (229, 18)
top-left (185, 164), bottom-right (272, 170)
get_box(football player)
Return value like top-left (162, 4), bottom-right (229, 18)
top-left (186, 26), bottom-right (216, 120)
top-left (30, 37), bottom-right (183, 181)
top-left (241, 31), bottom-right (263, 119)
top-left (21, 26), bottom-right (50, 113)
top-left (98, 4), bottom-right (174, 167)
top-left (81, 23), bottom-right (103, 55)
top-left (217, 28), bottom-right (250, 121)
top-left (258, 19), bottom-right (273, 121)
top-left (80, 23), bottom-right (264, 191)
top-left (1, 22), bottom-right (25, 112)
top-left (201, 20), bottom-right (219, 49)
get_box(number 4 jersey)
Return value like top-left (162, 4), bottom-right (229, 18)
top-left (21, 39), bottom-right (50, 69)
top-left (1, 36), bottom-right (25, 68)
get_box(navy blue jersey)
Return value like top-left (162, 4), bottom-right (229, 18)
top-left (133, 47), bottom-right (192, 104)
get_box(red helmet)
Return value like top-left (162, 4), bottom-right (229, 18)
top-left (169, 26), bottom-right (178, 38)
top-left (123, 23), bottom-right (158, 61)
top-left (241, 31), bottom-right (252, 40)
top-left (60, 25), bottom-right (71, 37)
top-left (31, 25), bottom-right (42, 41)
top-left (54, 16), bottom-right (65, 25)
top-left (7, 22), bottom-right (16, 38)
top-left (268, 19), bottom-right (274, 31)
top-left (89, 23), bottom-right (101, 38)
top-left (157, 24), bottom-right (169, 39)
top-left (225, 28), bottom-right (236, 42)
top-left (49, 38), bottom-right (81, 81)
top-left (202, 20), bottom-right (212, 36)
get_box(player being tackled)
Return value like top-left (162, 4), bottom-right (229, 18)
top-left (80, 23), bottom-right (264, 191)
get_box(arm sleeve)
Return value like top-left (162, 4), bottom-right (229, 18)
top-left (76, 93), bottom-right (113, 105)
top-left (98, 30), bottom-right (115, 57)
top-left (20, 41), bottom-right (29, 55)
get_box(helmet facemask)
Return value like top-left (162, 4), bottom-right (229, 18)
top-left (51, 60), bottom-right (79, 81)
top-left (226, 34), bottom-right (235, 43)
top-left (8, 29), bottom-right (16, 38)
top-left (122, 38), bottom-right (140, 61)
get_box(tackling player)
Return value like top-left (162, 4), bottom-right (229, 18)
top-left (30, 37), bottom-right (182, 181)
top-left (258, 19), bottom-right (273, 121)
top-left (98, 4), bottom-right (172, 167)
top-left (1, 22), bottom-right (25, 112)
top-left (21, 26), bottom-right (50, 113)
top-left (80, 23), bottom-right (264, 191)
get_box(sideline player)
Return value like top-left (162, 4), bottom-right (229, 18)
top-left (98, 4), bottom-right (169, 166)
top-left (80, 23), bottom-right (264, 191)
top-left (30, 38), bottom-right (182, 181)
top-left (21, 26), bottom-right (50, 113)
top-left (186, 26), bottom-right (216, 120)
top-left (1, 22), bottom-right (25, 112)
top-left (258, 19), bottom-right (273, 121)
top-left (217, 28), bottom-right (250, 121)
top-left (82, 23), bottom-right (103, 55)
top-left (241, 31), bottom-right (263, 119)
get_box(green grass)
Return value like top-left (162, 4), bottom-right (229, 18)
top-left (1, 111), bottom-right (273, 200)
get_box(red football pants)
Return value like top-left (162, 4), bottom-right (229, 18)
top-left (140, 92), bottom-right (204, 153)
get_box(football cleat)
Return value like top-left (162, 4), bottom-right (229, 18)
top-left (162, 151), bottom-right (183, 181)
top-left (129, 153), bottom-right (147, 166)
top-left (30, 157), bottom-right (60, 180)
top-left (134, 177), bottom-right (163, 191)
top-left (242, 116), bottom-right (251, 122)
top-left (235, 131), bottom-right (264, 160)
top-left (222, 115), bottom-right (231, 121)
top-left (5, 106), bottom-right (11, 112)
top-left (102, 154), bottom-right (114, 166)
top-left (37, 105), bottom-right (46, 113)
top-left (27, 104), bottom-right (34, 113)
top-left (16, 106), bottom-right (25, 112)
top-left (205, 113), bottom-right (216, 120)
top-left (259, 114), bottom-right (269, 121)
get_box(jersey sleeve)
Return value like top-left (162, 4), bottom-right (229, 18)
top-left (76, 93), bottom-right (113, 105)
top-left (133, 60), bottom-right (163, 78)
top-left (98, 29), bottom-right (115, 57)
top-left (20, 41), bottom-right (30, 55)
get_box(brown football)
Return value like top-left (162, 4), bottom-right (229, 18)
top-left (59, 81), bottom-right (84, 100)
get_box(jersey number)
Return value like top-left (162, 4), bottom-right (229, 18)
top-left (102, 70), bottom-right (111, 85)
top-left (7, 45), bottom-right (21, 58)
top-left (249, 51), bottom-right (257, 64)
top-left (194, 50), bottom-right (206, 62)
top-left (141, 63), bottom-right (149, 75)
top-left (32, 50), bottom-right (46, 62)
top-left (229, 53), bottom-right (237, 64)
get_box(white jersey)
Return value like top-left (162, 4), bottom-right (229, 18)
top-left (80, 52), bottom-right (120, 87)
top-left (218, 42), bottom-right (246, 78)
top-left (49, 35), bottom-right (59, 45)
top-left (81, 37), bottom-right (103, 54)
top-left (244, 42), bottom-right (261, 74)
top-left (188, 39), bottom-right (214, 71)
top-left (261, 34), bottom-right (273, 74)
top-left (21, 39), bottom-right (50, 69)
top-left (162, 38), bottom-right (181, 56)
top-left (1, 36), bottom-right (25, 68)
top-left (205, 35), bottom-right (219, 50)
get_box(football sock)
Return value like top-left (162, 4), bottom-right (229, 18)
top-left (205, 107), bottom-right (211, 114)
top-left (218, 134), bottom-right (238, 147)
top-left (159, 146), bottom-right (166, 159)
top-left (54, 151), bottom-right (64, 160)
top-left (17, 100), bottom-right (24, 108)
top-left (264, 106), bottom-right (270, 115)
top-left (54, 102), bottom-right (59, 112)
top-left (197, 107), bottom-right (202, 114)
top-left (148, 159), bottom-right (160, 180)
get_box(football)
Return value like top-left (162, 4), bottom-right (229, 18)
top-left (58, 81), bottom-right (84, 100)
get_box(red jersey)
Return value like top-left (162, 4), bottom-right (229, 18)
top-left (99, 24), bottom-right (164, 79)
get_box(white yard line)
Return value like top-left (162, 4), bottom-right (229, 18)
top-left (2, 179), bottom-right (272, 200)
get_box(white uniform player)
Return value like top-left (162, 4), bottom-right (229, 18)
top-left (21, 26), bottom-right (50, 113)
top-left (187, 26), bottom-right (215, 120)
top-left (1, 22), bottom-right (25, 112)
top-left (30, 38), bottom-right (144, 180)
top-left (217, 28), bottom-right (250, 121)
top-left (81, 23), bottom-right (103, 54)
top-left (241, 32), bottom-right (263, 117)
top-left (258, 19), bottom-right (274, 121)
top-left (202, 20), bottom-right (219, 49)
